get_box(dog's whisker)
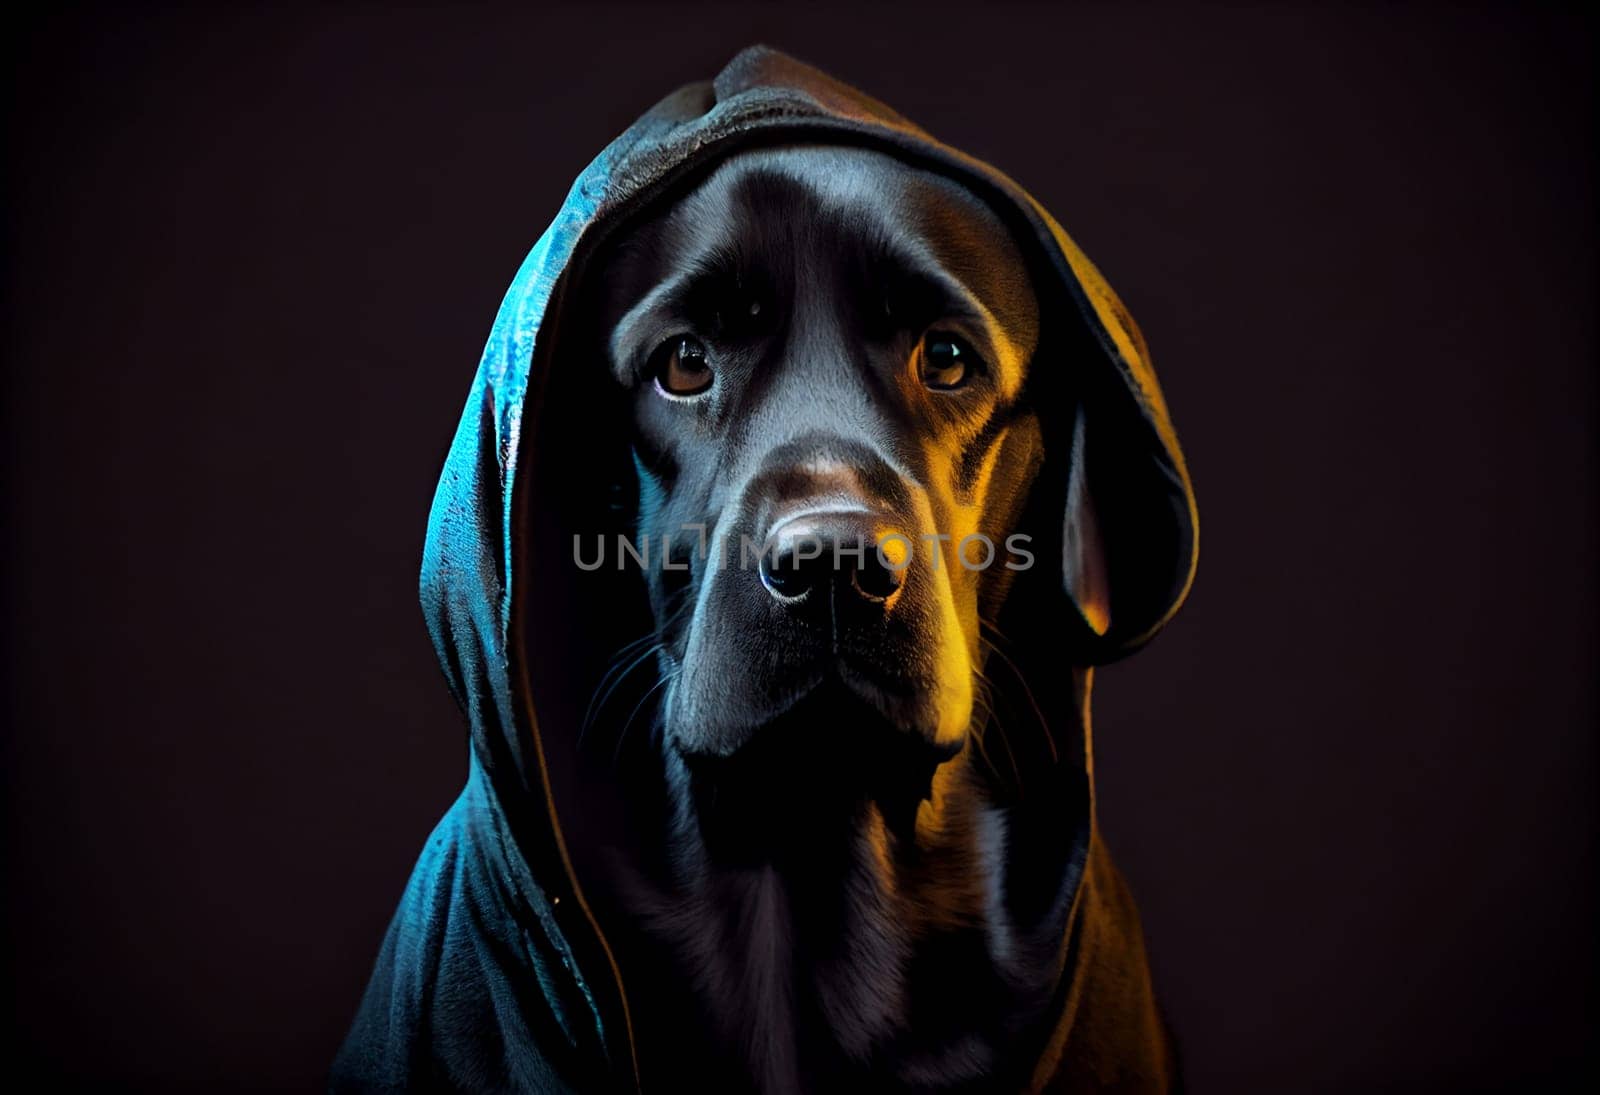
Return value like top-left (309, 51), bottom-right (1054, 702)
top-left (967, 676), bottom-right (1005, 782)
top-left (966, 697), bottom-right (1007, 789)
top-left (579, 593), bottom-right (696, 750)
top-left (613, 670), bottom-right (676, 768)
top-left (590, 628), bottom-right (660, 681)
top-left (970, 690), bottom-right (1025, 798)
top-left (966, 672), bottom-right (1017, 790)
top-left (589, 633), bottom-right (657, 696)
top-left (582, 644), bottom-right (659, 729)
top-left (978, 632), bottom-right (1058, 766)
top-left (966, 724), bottom-right (1003, 790)
top-left (978, 616), bottom-right (1017, 652)
top-left (581, 637), bottom-right (665, 749)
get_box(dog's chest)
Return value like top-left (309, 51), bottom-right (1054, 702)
top-left (621, 798), bottom-right (1055, 1091)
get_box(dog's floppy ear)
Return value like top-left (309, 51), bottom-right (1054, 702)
top-left (1063, 404), bottom-right (1111, 638)
top-left (1046, 270), bottom-right (1198, 664)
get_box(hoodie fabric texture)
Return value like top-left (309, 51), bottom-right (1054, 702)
top-left (332, 46), bottom-right (1198, 1094)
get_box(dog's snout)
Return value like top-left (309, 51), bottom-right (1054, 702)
top-left (759, 512), bottom-right (906, 609)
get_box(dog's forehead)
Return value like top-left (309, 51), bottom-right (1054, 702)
top-left (642, 144), bottom-right (1039, 338)
top-left (678, 144), bottom-right (1001, 229)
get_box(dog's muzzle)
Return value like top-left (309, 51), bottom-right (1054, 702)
top-left (664, 431), bottom-right (970, 763)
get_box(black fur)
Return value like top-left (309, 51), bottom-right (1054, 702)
top-left (577, 146), bottom-right (1087, 1092)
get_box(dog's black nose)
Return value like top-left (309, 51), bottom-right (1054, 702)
top-left (759, 512), bottom-right (906, 608)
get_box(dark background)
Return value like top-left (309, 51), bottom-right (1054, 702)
top-left (4, 3), bottom-right (1594, 1091)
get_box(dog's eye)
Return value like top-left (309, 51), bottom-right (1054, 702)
top-left (920, 333), bottom-right (981, 391)
top-left (650, 336), bottom-right (713, 398)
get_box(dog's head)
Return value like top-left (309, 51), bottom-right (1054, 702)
top-left (594, 145), bottom-right (1073, 842)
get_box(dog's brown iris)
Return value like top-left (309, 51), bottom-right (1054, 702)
top-left (920, 333), bottom-right (978, 390)
top-left (652, 336), bottom-right (713, 397)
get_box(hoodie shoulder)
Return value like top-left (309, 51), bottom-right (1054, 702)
top-left (331, 789), bottom-right (593, 1093)
top-left (1030, 838), bottom-right (1181, 1093)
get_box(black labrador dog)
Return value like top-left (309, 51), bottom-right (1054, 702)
top-left (337, 47), bottom-right (1191, 1095)
top-left (575, 144), bottom-right (1116, 1091)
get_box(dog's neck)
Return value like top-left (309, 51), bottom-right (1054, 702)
top-left (608, 726), bottom-right (1088, 1093)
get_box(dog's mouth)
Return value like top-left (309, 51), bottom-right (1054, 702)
top-left (676, 675), bottom-right (957, 865)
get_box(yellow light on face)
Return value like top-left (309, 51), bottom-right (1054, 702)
top-left (875, 531), bottom-right (911, 571)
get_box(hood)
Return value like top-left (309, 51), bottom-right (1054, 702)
top-left (341, 45), bottom-right (1196, 1093)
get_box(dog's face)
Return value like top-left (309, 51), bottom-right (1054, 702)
top-left (601, 145), bottom-right (1044, 837)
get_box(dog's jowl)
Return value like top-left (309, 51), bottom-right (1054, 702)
top-left (335, 46), bottom-right (1199, 1095)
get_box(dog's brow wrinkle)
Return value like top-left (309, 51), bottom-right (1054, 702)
top-left (609, 236), bottom-right (749, 377)
top-left (865, 242), bottom-right (1013, 383)
top-left (610, 284), bottom-right (678, 376)
top-left (687, 240), bottom-right (738, 277)
top-left (956, 404), bottom-right (1017, 499)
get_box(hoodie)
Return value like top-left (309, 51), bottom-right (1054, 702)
top-left (332, 46), bottom-right (1198, 1094)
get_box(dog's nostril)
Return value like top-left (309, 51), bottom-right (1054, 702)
top-left (849, 551), bottom-right (904, 604)
top-left (758, 546), bottom-right (816, 602)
